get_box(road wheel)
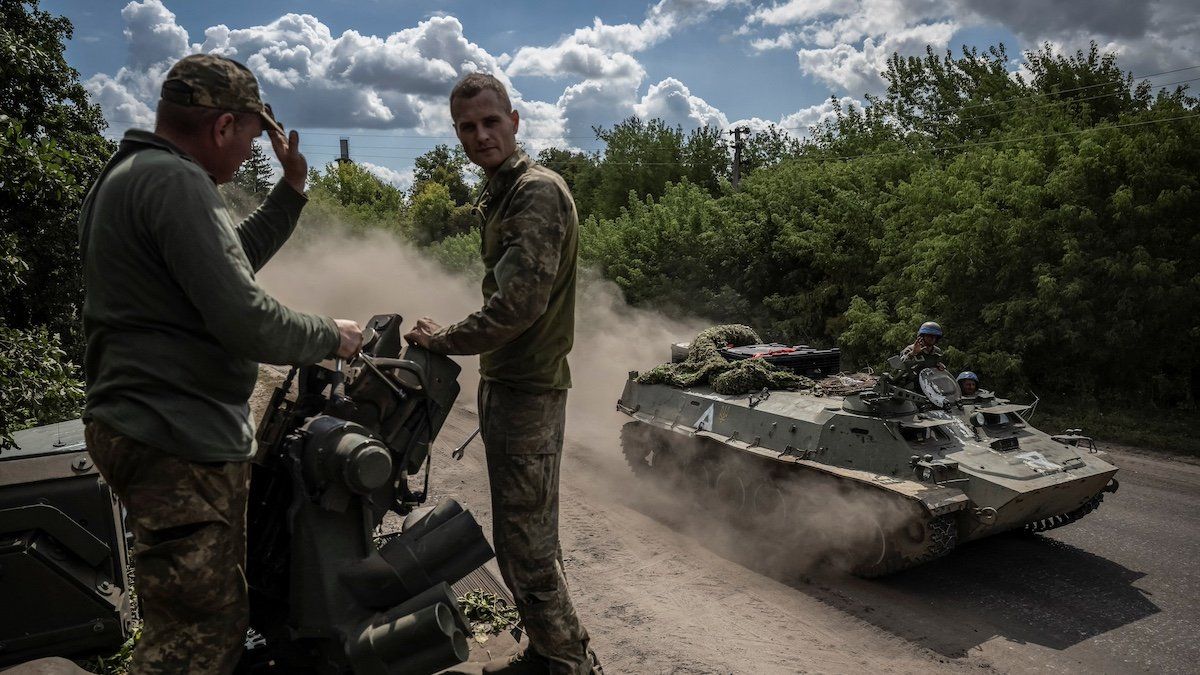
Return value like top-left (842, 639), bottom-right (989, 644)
top-left (713, 468), bottom-right (748, 511)
top-left (750, 481), bottom-right (785, 519)
top-left (853, 514), bottom-right (958, 578)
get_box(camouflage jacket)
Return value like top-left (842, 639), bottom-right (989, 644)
top-left (429, 150), bottom-right (578, 391)
top-left (899, 344), bottom-right (944, 372)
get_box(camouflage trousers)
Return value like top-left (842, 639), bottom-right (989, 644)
top-left (478, 381), bottom-right (593, 674)
top-left (84, 419), bottom-right (250, 675)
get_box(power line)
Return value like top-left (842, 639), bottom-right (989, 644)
top-left (107, 82), bottom-right (1200, 158)
top-left (97, 117), bottom-right (614, 141)
top-left (767, 65), bottom-right (1200, 131)
top-left (809, 110), bottom-right (1200, 163)
top-left (98, 60), bottom-right (1200, 143)
top-left (294, 111), bottom-right (1199, 166)
top-left (942, 63), bottom-right (1200, 114)
top-left (95, 98), bottom-right (1200, 167)
top-left (334, 74), bottom-right (1200, 152)
top-left (939, 75), bottom-right (1200, 125)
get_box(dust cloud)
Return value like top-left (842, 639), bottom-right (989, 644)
top-left (260, 226), bottom-right (918, 578)
top-left (258, 227), bottom-right (483, 392)
top-left (257, 227), bottom-right (701, 459)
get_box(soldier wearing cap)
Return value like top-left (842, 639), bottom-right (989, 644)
top-left (405, 73), bottom-right (598, 675)
top-left (78, 54), bottom-right (363, 673)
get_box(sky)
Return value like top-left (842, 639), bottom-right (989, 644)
top-left (44, 0), bottom-right (1200, 190)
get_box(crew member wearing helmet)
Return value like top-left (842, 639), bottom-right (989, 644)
top-left (900, 321), bottom-right (947, 373)
top-left (957, 371), bottom-right (979, 397)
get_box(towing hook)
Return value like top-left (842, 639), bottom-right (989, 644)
top-left (1103, 478), bottom-right (1120, 494)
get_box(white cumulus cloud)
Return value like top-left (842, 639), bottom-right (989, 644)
top-left (508, 0), bottom-right (740, 143)
top-left (121, 0), bottom-right (189, 69)
top-left (744, 0), bottom-right (959, 93)
top-left (634, 78), bottom-right (728, 130)
top-left (360, 162), bottom-right (414, 190)
top-left (88, 1), bottom-right (532, 134)
top-left (740, 0), bottom-right (1198, 95)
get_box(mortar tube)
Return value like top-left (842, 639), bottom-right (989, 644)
top-left (339, 551), bottom-right (428, 611)
top-left (347, 603), bottom-right (468, 675)
top-left (387, 628), bottom-right (470, 675)
top-left (396, 499), bottom-right (465, 540)
top-left (380, 582), bottom-right (469, 634)
top-left (380, 509), bottom-right (493, 590)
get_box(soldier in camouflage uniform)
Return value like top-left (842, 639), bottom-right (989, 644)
top-left (406, 73), bottom-right (597, 675)
top-left (78, 54), bottom-right (362, 674)
top-left (891, 321), bottom-right (947, 389)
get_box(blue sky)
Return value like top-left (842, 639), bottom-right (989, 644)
top-left (43, 0), bottom-right (1196, 188)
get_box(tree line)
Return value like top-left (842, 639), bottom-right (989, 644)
top-left (577, 44), bottom-right (1199, 416)
top-left (2, 0), bottom-right (1195, 446)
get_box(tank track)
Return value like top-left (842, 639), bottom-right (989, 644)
top-left (852, 514), bottom-right (958, 578)
top-left (620, 421), bottom-right (959, 577)
top-left (1022, 493), bottom-right (1104, 534)
top-left (621, 421), bottom-right (656, 476)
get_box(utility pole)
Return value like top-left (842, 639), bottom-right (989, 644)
top-left (728, 125), bottom-right (750, 190)
top-left (337, 137), bottom-right (352, 164)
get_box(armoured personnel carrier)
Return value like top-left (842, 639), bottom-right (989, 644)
top-left (617, 330), bottom-right (1120, 576)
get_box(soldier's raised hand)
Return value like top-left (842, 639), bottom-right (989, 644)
top-left (268, 128), bottom-right (308, 195)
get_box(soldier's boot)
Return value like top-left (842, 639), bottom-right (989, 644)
top-left (479, 648), bottom-right (551, 674)
top-left (478, 647), bottom-right (603, 675)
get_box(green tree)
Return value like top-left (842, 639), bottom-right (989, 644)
top-left (0, 322), bottom-right (84, 447)
top-left (580, 42), bottom-right (1198, 418)
top-left (872, 44), bottom-right (1024, 143)
top-left (681, 125), bottom-right (729, 195)
top-left (0, 1), bottom-right (111, 439)
top-left (591, 117), bottom-right (687, 219)
top-left (741, 124), bottom-right (802, 175)
top-left (412, 144), bottom-right (471, 206)
top-left (582, 180), bottom-right (744, 321)
top-left (407, 181), bottom-right (475, 246)
top-left (233, 141), bottom-right (273, 196)
top-left (426, 228), bottom-right (484, 277)
top-left (0, 0), bottom-right (112, 361)
top-left (306, 161), bottom-right (405, 231)
top-left (536, 147), bottom-right (600, 221)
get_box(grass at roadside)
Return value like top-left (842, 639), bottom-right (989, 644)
top-left (1034, 400), bottom-right (1199, 457)
top-left (458, 590), bottom-right (520, 642)
top-left (76, 626), bottom-right (138, 675)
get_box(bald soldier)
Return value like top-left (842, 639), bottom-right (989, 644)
top-left (79, 54), bottom-right (362, 673)
top-left (406, 73), bottom-right (598, 675)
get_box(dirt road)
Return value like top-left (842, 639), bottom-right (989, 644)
top-left (425, 403), bottom-right (1200, 675)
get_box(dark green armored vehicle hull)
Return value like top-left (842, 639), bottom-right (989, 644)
top-left (617, 371), bottom-right (1119, 576)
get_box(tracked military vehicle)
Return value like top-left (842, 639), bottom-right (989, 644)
top-left (617, 330), bottom-right (1120, 576)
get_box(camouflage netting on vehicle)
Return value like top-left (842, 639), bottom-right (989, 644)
top-left (815, 372), bottom-right (879, 396)
top-left (637, 324), bottom-right (815, 395)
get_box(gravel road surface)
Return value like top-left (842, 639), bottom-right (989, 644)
top-left (426, 403), bottom-right (1200, 674)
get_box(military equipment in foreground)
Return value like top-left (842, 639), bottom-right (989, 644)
top-left (0, 313), bottom-right (493, 673)
top-left (618, 329), bottom-right (1120, 576)
top-left (0, 420), bottom-right (133, 668)
top-left (242, 312), bottom-right (493, 674)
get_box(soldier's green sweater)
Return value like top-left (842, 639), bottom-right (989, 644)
top-left (78, 130), bottom-right (339, 462)
top-left (429, 150), bottom-right (578, 391)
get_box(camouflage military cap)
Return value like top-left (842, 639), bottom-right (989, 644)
top-left (160, 54), bottom-right (285, 136)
